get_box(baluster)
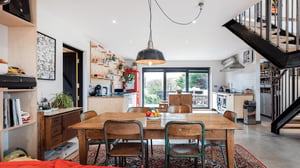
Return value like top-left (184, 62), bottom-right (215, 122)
top-left (286, 0), bottom-right (290, 52)
top-left (266, 0), bottom-right (272, 41)
top-left (260, 0), bottom-right (263, 38)
top-left (296, 0), bottom-right (300, 50)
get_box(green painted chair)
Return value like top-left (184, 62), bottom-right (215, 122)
top-left (165, 121), bottom-right (206, 168)
top-left (103, 120), bottom-right (148, 167)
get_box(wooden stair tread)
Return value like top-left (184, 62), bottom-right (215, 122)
top-left (282, 124), bottom-right (300, 129)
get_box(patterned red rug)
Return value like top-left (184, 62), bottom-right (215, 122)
top-left (71, 144), bottom-right (267, 168)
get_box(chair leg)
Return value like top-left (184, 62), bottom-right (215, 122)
top-left (220, 146), bottom-right (227, 166)
top-left (194, 157), bottom-right (198, 168)
top-left (150, 139), bottom-right (153, 155)
top-left (94, 144), bottom-right (101, 164)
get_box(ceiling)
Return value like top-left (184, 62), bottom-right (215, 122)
top-left (38, 0), bottom-right (259, 61)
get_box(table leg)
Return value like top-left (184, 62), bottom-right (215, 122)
top-left (78, 129), bottom-right (88, 165)
top-left (226, 130), bottom-right (235, 168)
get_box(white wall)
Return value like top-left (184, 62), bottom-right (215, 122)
top-left (0, 25), bottom-right (8, 61)
top-left (37, 8), bottom-right (91, 111)
top-left (224, 52), bottom-right (261, 121)
top-left (137, 60), bottom-right (226, 108)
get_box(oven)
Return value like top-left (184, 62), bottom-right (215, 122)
top-left (217, 93), bottom-right (227, 113)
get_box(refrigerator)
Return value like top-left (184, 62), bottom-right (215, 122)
top-left (123, 70), bottom-right (140, 106)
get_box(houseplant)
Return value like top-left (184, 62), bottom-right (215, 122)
top-left (51, 92), bottom-right (74, 108)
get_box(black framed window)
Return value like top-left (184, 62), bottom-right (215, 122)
top-left (142, 67), bottom-right (210, 109)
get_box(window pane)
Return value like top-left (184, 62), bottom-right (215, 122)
top-left (143, 72), bottom-right (163, 107)
top-left (166, 72), bottom-right (186, 99)
top-left (189, 72), bottom-right (209, 108)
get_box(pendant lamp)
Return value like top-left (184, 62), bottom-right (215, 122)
top-left (0, 0), bottom-right (10, 5)
top-left (136, 0), bottom-right (165, 65)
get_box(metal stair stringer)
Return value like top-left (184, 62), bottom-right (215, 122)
top-left (271, 97), bottom-right (300, 134)
top-left (224, 19), bottom-right (287, 69)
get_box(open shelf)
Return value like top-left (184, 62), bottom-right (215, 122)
top-left (1, 120), bottom-right (36, 132)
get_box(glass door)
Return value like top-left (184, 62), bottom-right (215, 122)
top-left (143, 71), bottom-right (164, 107)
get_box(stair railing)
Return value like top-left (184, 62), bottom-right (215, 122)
top-left (235, 0), bottom-right (300, 53)
top-left (272, 67), bottom-right (300, 120)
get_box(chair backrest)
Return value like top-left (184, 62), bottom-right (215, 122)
top-left (165, 121), bottom-right (205, 155)
top-left (167, 104), bottom-right (191, 113)
top-left (223, 110), bottom-right (237, 123)
top-left (80, 110), bottom-right (97, 121)
top-left (127, 107), bottom-right (151, 113)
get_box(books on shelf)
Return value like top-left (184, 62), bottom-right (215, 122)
top-left (3, 94), bottom-right (25, 128)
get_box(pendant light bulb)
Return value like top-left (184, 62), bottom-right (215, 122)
top-left (148, 61), bottom-right (153, 66)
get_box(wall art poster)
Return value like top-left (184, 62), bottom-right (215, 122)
top-left (37, 32), bottom-right (56, 80)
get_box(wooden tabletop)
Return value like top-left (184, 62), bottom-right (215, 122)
top-left (70, 112), bottom-right (241, 130)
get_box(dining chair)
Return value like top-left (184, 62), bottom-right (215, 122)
top-left (167, 104), bottom-right (192, 113)
top-left (127, 107), bottom-right (153, 155)
top-left (204, 110), bottom-right (237, 167)
top-left (80, 110), bottom-right (118, 165)
top-left (103, 120), bottom-right (147, 168)
top-left (165, 121), bottom-right (206, 168)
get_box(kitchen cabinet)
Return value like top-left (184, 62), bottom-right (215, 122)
top-left (38, 107), bottom-right (82, 160)
top-left (88, 96), bottom-right (124, 114)
top-left (226, 94), bottom-right (254, 119)
top-left (169, 94), bottom-right (193, 109)
top-left (0, 0), bottom-right (37, 160)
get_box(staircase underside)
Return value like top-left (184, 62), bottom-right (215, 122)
top-left (224, 19), bottom-right (300, 69)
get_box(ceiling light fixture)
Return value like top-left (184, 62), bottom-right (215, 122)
top-left (0, 0), bottom-right (10, 5)
top-left (136, 0), bottom-right (204, 65)
top-left (136, 0), bottom-right (165, 66)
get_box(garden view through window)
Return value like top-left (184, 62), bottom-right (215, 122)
top-left (142, 68), bottom-right (210, 109)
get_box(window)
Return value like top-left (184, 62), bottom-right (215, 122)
top-left (142, 67), bottom-right (210, 109)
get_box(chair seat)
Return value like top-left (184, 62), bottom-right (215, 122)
top-left (88, 139), bottom-right (118, 145)
top-left (169, 143), bottom-right (201, 156)
top-left (110, 143), bottom-right (143, 156)
top-left (204, 140), bottom-right (226, 146)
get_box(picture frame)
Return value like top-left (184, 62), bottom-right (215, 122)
top-left (37, 32), bottom-right (56, 80)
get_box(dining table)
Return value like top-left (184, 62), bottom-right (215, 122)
top-left (70, 111), bottom-right (241, 168)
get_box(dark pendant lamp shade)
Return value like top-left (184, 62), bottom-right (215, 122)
top-left (136, 48), bottom-right (165, 65)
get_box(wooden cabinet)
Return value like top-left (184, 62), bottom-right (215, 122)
top-left (169, 94), bottom-right (193, 109)
top-left (38, 107), bottom-right (82, 160)
top-left (0, 0), bottom-right (37, 160)
top-left (88, 96), bottom-right (124, 114)
top-left (226, 94), bottom-right (254, 119)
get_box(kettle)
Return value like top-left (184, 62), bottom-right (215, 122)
top-left (94, 84), bottom-right (102, 96)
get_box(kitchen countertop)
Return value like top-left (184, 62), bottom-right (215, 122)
top-left (216, 92), bottom-right (254, 95)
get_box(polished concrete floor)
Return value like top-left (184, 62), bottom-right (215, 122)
top-left (235, 117), bottom-right (300, 168)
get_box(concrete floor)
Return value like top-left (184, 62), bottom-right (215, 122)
top-left (235, 117), bottom-right (300, 168)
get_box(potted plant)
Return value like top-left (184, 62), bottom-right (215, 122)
top-left (51, 92), bottom-right (74, 108)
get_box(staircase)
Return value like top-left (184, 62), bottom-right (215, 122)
top-left (224, 0), bottom-right (300, 134)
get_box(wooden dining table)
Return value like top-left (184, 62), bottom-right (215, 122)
top-left (70, 111), bottom-right (241, 168)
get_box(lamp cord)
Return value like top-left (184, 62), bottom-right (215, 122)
top-left (153, 0), bottom-right (204, 26)
top-left (148, 0), bottom-right (154, 48)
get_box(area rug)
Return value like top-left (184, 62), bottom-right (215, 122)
top-left (71, 144), bottom-right (267, 168)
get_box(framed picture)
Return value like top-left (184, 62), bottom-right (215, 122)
top-left (37, 32), bottom-right (56, 80)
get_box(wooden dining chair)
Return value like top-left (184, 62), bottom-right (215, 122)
top-left (127, 107), bottom-right (153, 155)
top-left (167, 104), bottom-right (192, 113)
top-left (204, 110), bottom-right (237, 167)
top-left (127, 107), bottom-right (151, 113)
top-left (165, 121), bottom-right (206, 168)
top-left (80, 110), bottom-right (118, 165)
top-left (103, 120), bottom-right (147, 167)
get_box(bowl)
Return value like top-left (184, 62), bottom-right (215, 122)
top-left (176, 89), bottom-right (182, 94)
top-left (147, 116), bottom-right (161, 120)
